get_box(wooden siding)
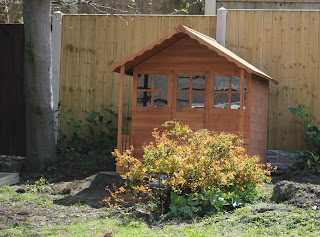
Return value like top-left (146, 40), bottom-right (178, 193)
top-left (249, 75), bottom-right (269, 163)
top-left (226, 10), bottom-right (320, 150)
top-left (130, 36), bottom-right (252, 159)
top-left (59, 14), bottom-right (217, 137)
top-left (0, 24), bottom-right (26, 156)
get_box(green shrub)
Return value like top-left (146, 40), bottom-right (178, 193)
top-left (289, 101), bottom-right (320, 172)
top-left (104, 121), bottom-right (273, 218)
top-left (56, 107), bottom-right (119, 150)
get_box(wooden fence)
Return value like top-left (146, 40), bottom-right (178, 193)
top-left (59, 14), bottom-right (217, 134)
top-left (59, 11), bottom-right (320, 150)
top-left (226, 10), bottom-right (320, 150)
top-left (0, 24), bottom-right (25, 156)
top-left (217, 0), bottom-right (320, 10)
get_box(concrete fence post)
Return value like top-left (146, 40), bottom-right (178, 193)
top-left (52, 11), bottom-right (63, 144)
top-left (216, 7), bottom-right (227, 46)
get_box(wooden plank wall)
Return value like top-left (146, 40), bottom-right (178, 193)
top-left (59, 14), bottom-right (217, 136)
top-left (217, 0), bottom-right (320, 10)
top-left (0, 24), bottom-right (26, 156)
top-left (226, 10), bottom-right (320, 150)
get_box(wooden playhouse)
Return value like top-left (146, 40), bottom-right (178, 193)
top-left (110, 25), bottom-right (278, 172)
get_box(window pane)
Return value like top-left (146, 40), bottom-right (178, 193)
top-left (192, 75), bottom-right (205, 91)
top-left (231, 93), bottom-right (240, 109)
top-left (177, 93), bottom-right (189, 108)
top-left (214, 93), bottom-right (229, 109)
top-left (138, 74), bottom-right (152, 89)
top-left (192, 93), bottom-right (204, 108)
top-left (154, 74), bottom-right (168, 90)
top-left (137, 91), bottom-right (151, 107)
top-left (231, 76), bottom-right (247, 91)
top-left (178, 75), bottom-right (190, 91)
top-left (154, 92), bottom-right (168, 107)
top-left (214, 76), bottom-right (229, 91)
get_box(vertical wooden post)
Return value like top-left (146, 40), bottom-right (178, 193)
top-left (239, 69), bottom-right (245, 138)
top-left (117, 65), bottom-right (125, 173)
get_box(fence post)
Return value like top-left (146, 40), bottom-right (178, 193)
top-left (205, 0), bottom-right (216, 15)
top-left (216, 7), bottom-right (227, 46)
top-left (52, 11), bottom-right (63, 144)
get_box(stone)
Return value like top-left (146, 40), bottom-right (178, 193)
top-left (0, 173), bottom-right (19, 187)
top-left (16, 188), bottom-right (26, 193)
top-left (267, 150), bottom-right (280, 156)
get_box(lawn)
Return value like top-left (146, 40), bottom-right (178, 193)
top-left (1, 171), bottom-right (320, 237)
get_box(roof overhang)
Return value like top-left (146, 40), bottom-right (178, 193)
top-left (110, 24), bottom-right (278, 85)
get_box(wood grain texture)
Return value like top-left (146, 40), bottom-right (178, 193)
top-left (227, 10), bottom-right (320, 150)
top-left (59, 14), bottom-right (217, 137)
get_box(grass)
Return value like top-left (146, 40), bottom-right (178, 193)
top-left (1, 180), bottom-right (320, 237)
top-left (2, 204), bottom-right (320, 236)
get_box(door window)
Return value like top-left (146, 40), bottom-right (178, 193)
top-left (177, 75), bottom-right (205, 108)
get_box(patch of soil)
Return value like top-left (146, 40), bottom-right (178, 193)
top-left (272, 169), bottom-right (320, 185)
top-left (272, 180), bottom-right (320, 210)
top-left (0, 172), bottom-right (124, 231)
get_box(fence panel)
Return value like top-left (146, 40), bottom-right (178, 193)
top-left (226, 10), bottom-right (320, 150)
top-left (0, 24), bottom-right (25, 156)
top-left (217, 0), bottom-right (320, 10)
top-left (59, 14), bottom-right (217, 137)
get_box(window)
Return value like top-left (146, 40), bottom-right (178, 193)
top-left (213, 75), bottom-right (247, 109)
top-left (176, 75), bottom-right (205, 108)
top-left (137, 74), bottom-right (168, 107)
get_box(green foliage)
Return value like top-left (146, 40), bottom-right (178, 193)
top-left (32, 177), bottom-right (47, 192)
top-left (105, 121), bottom-right (273, 218)
top-left (166, 187), bottom-right (249, 219)
top-left (289, 100), bottom-right (320, 172)
top-left (171, 0), bottom-right (204, 15)
top-left (56, 106), bottom-right (119, 150)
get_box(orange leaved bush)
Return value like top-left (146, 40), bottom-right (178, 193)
top-left (103, 121), bottom-right (273, 212)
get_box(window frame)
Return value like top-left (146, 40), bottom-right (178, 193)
top-left (211, 73), bottom-right (248, 111)
top-left (133, 71), bottom-right (172, 111)
top-left (174, 71), bottom-right (208, 112)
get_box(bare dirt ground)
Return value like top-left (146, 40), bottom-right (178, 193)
top-left (1, 167), bottom-right (320, 232)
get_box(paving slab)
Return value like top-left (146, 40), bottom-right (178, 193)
top-left (0, 173), bottom-right (19, 187)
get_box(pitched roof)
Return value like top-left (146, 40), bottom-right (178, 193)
top-left (110, 24), bottom-right (278, 85)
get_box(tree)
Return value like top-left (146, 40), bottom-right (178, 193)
top-left (23, 0), bottom-right (57, 171)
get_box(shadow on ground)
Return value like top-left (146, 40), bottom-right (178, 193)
top-left (53, 172), bottom-right (124, 208)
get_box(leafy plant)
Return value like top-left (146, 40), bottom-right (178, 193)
top-left (32, 177), bottom-right (47, 192)
top-left (55, 106), bottom-right (120, 150)
top-left (56, 107), bottom-right (84, 148)
top-left (104, 121), bottom-right (273, 218)
top-left (85, 109), bottom-right (118, 150)
top-left (166, 187), bottom-right (250, 219)
top-left (289, 100), bottom-right (320, 172)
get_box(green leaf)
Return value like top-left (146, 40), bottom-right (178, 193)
top-left (288, 107), bottom-right (301, 117)
top-left (87, 112), bottom-right (99, 121)
top-left (66, 109), bottom-right (72, 115)
top-left (67, 118), bottom-right (74, 124)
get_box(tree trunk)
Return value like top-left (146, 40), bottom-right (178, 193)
top-left (23, 0), bottom-right (57, 171)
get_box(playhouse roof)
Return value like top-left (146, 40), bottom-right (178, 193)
top-left (110, 24), bottom-right (278, 85)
